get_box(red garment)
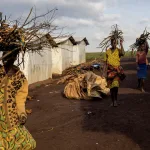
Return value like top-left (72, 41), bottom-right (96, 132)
top-left (136, 51), bottom-right (147, 64)
top-left (107, 64), bottom-right (126, 87)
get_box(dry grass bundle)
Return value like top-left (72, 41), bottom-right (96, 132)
top-left (130, 28), bottom-right (150, 50)
top-left (99, 24), bottom-right (124, 52)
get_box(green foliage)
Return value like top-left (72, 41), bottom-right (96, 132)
top-left (86, 52), bottom-right (104, 61)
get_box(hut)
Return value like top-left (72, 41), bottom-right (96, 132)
top-left (52, 36), bottom-right (76, 74)
top-left (72, 37), bottom-right (89, 65)
top-left (18, 34), bottom-right (57, 84)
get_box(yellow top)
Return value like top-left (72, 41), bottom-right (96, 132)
top-left (105, 48), bottom-right (121, 67)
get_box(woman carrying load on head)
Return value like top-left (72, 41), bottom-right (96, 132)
top-left (0, 23), bottom-right (36, 149)
top-left (131, 30), bottom-right (150, 92)
top-left (136, 39), bottom-right (149, 92)
top-left (100, 25), bottom-right (126, 107)
top-left (105, 38), bottom-right (125, 107)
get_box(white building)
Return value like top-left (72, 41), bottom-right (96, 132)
top-left (73, 37), bottom-right (89, 65)
top-left (18, 34), bottom-right (57, 84)
top-left (52, 36), bottom-right (76, 74)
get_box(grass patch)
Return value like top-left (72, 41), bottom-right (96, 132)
top-left (86, 52), bottom-right (103, 61)
top-left (86, 51), bottom-right (133, 61)
top-left (86, 51), bottom-right (149, 61)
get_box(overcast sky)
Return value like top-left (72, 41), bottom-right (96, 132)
top-left (0, 0), bottom-right (150, 52)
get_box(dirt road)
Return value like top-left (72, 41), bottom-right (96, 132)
top-left (26, 58), bottom-right (150, 150)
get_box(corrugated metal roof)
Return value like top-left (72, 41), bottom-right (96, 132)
top-left (54, 37), bottom-right (69, 44)
top-left (27, 33), bottom-right (57, 47)
top-left (73, 37), bottom-right (83, 42)
top-left (53, 36), bottom-right (89, 46)
top-left (74, 37), bottom-right (89, 45)
top-left (53, 36), bottom-right (76, 45)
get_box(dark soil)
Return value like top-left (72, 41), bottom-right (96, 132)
top-left (26, 58), bottom-right (150, 150)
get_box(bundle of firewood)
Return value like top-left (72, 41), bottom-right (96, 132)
top-left (130, 28), bottom-right (150, 50)
top-left (0, 7), bottom-right (61, 64)
top-left (99, 24), bottom-right (124, 52)
top-left (62, 59), bottom-right (104, 76)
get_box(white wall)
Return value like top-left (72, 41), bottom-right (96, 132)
top-left (73, 45), bottom-right (80, 65)
top-left (72, 41), bottom-right (86, 65)
top-left (17, 48), bottom-right (52, 84)
top-left (28, 48), bottom-right (52, 84)
top-left (52, 40), bottom-right (74, 74)
top-left (18, 53), bottom-right (29, 80)
top-left (79, 41), bottom-right (86, 64)
top-left (52, 47), bottom-right (63, 74)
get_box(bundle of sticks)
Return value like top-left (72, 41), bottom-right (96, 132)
top-left (0, 7), bottom-right (61, 65)
top-left (62, 59), bottom-right (104, 76)
top-left (130, 28), bottom-right (150, 50)
top-left (99, 24), bottom-right (124, 52)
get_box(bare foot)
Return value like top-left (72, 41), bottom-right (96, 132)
top-left (113, 101), bottom-right (118, 107)
top-left (110, 101), bottom-right (118, 107)
top-left (141, 88), bottom-right (145, 93)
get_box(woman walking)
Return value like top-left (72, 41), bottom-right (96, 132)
top-left (131, 32), bottom-right (149, 92)
top-left (105, 38), bottom-right (125, 107)
top-left (100, 25), bottom-right (126, 107)
top-left (0, 50), bottom-right (36, 149)
top-left (136, 42), bottom-right (149, 92)
top-left (0, 22), bottom-right (36, 149)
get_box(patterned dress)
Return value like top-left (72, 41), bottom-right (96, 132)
top-left (105, 48), bottom-right (124, 89)
top-left (0, 65), bottom-right (36, 150)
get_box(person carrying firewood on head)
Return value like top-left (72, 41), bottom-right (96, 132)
top-left (0, 21), bottom-right (36, 149)
top-left (130, 30), bottom-right (150, 93)
top-left (100, 25), bottom-right (126, 107)
top-left (136, 37), bottom-right (149, 92)
top-left (105, 38), bottom-right (125, 107)
top-left (0, 7), bottom-right (63, 149)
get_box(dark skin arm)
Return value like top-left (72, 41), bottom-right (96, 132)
top-left (102, 48), bottom-right (108, 77)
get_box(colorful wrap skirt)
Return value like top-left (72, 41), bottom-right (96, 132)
top-left (107, 64), bottom-right (126, 89)
top-left (137, 63), bottom-right (147, 79)
top-left (0, 126), bottom-right (36, 150)
top-left (0, 105), bottom-right (36, 150)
